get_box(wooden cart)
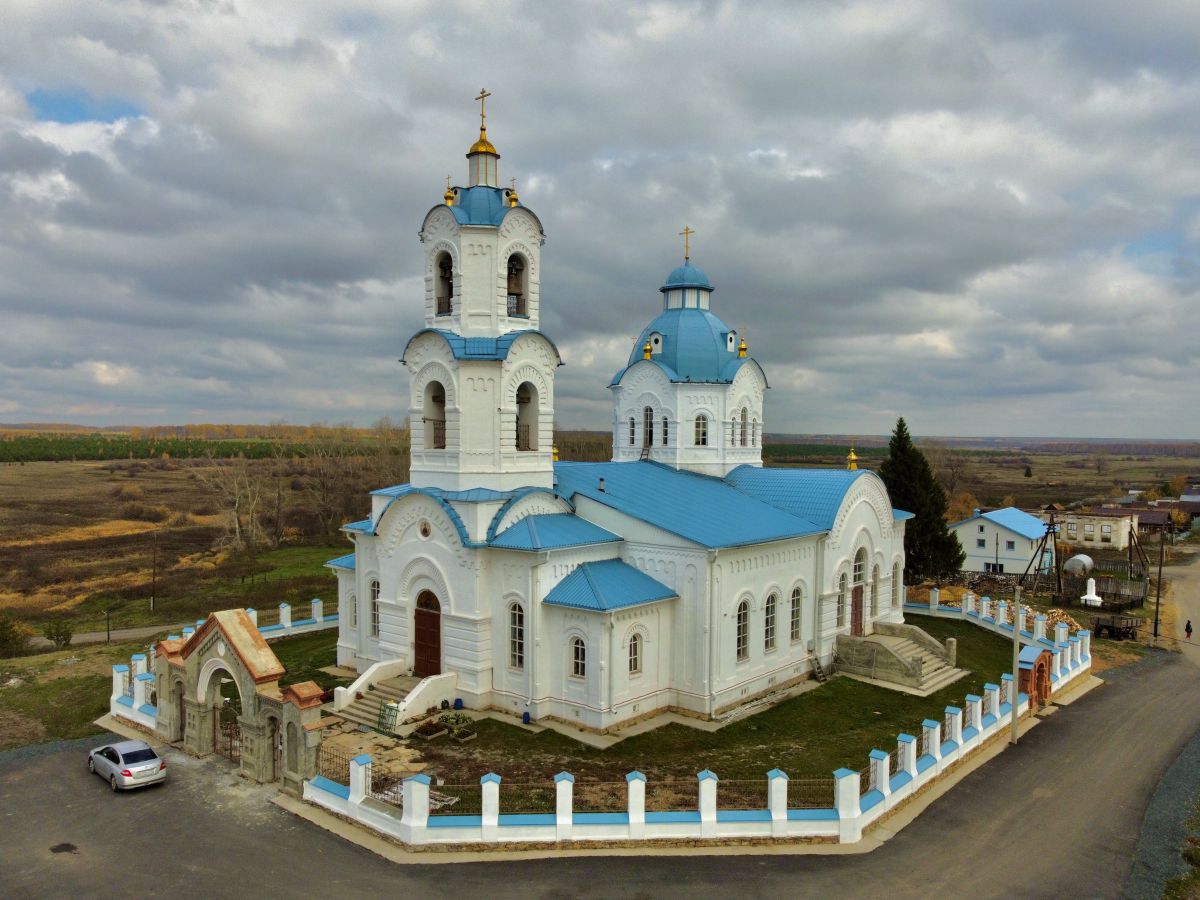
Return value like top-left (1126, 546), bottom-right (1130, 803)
top-left (1090, 614), bottom-right (1140, 640)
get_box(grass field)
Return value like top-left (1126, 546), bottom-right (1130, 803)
top-left (413, 618), bottom-right (1015, 785)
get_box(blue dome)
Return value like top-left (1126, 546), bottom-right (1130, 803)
top-left (660, 262), bottom-right (713, 292)
top-left (611, 307), bottom-right (752, 385)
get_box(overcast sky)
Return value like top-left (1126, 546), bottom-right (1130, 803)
top-left (3, 1), bottom-right (1200, 438)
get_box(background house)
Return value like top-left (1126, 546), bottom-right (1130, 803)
top-left (950, 507), bottom-right (1052, 575)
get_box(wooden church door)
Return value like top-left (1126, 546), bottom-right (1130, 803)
top-left (851, 585), bottom-right (865, 636)
top-left (413, 591), bottom-right (442, 678)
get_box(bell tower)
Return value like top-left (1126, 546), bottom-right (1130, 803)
top-left (402, 92), bottom-right (560, 492)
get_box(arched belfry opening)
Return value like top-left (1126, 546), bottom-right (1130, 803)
top-left (435, 252), bottom-right (454, 316)
top-left (424, 381), bottom-right (447, 449)
top-left (516, 382), bottom-right (538, 451)
top-left (507, 254), bottom-right (527, 317)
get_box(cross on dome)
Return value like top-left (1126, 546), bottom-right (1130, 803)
top-left (679, 225), bottom-right (695, 261)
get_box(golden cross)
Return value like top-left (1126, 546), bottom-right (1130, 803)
top-left (446, 175), bottom-right (452, 190)
top-left (679, 225), bottom-right (695, 260)
top-left (510, 177), bottom-right (517, 191)
top-left (475, 88), bottom-right (492, 128)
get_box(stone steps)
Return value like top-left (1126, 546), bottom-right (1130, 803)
top-left (335, 678), bottom-right (412, 731)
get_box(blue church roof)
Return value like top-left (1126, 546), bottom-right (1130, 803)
top-left (724, 466), bottom-right (867, 530)
top-left (554, 461), bottom-right (821, 548)
top-left (543, 559), bottom-right (676, 612)
top-left (610, 308), bottom-right (760, 386)
top-left (326, 553), bottom-right (356, 571)
top-left (661, 262), bottom-right (713, 291)
top-left (448, 186), bottom-right (515, 227)
top-left (490, 514), bottom-right (621, 551)
top-left (402, 329), bottom-right (563, 365)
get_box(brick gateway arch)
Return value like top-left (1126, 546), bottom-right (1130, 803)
top-left (151, 609), bottom-right (323, 792)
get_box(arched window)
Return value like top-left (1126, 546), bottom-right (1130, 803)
top-left (348, 593), bottom-right (358, 630)
top-left (629, 417), bottom-right (636, 446)
top-left (892, 562), bottom-right (901, 608)
top-left (872, 565), bottom-right (881, 617)
top-left (435, 251), bottom-right (453, 315)
top-left (369, 579), bottom-right (380, 637)
top-left (628, 633), bottom-right (642, 675)
top-left (643, 406), bottom-right (654, 448)
top-left (764, 593), bottom-right (777, 651)
top-left (740, 407), bottom-right (748, 447)
top-left (694, 414), bottom-right (708, 446)
top-left (662, 416), bottom-right (669, 446)
top-left (509, 603), bottom-right (525, 669)
top-left (853, 547), bottom-right (866, 585)
top-left (752, 418), bottom-right (759, 446)
top-left (571, 637), bottom-right (586, 678)
top-left (837, 574), bottom-right (847, 627)
top-left (506, 254), bottom-right (527, 316)
top-left (423, 381), bottom-right (447, 449)
top-left (790, 586), bottom-right (802, 643)
top-left (736, 601), bottom-right (749, 661)
top-left (516, 381), bottom-right (538, 451)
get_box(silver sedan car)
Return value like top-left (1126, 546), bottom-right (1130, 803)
top-left (87, 740), bottom-right (167, 791)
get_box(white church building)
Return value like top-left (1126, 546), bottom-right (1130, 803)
top-left (328, 101), bottom-right (911, 732)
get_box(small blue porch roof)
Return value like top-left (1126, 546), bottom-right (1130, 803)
top-left (490, 514), bottom-right (621, 552)
top-left (326, 553), bottom-right (356, 571)
top-left (543, 559), bottom-right (676, 612)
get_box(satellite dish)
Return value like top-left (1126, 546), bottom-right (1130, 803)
top-left (1062, 554), bottom-right (1094, 575)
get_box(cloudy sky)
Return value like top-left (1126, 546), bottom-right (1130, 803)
top-left (3, 1), bottom-right (1200, 438)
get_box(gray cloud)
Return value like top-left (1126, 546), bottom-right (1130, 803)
top-left (1, 0), bottom-right (1199, 438)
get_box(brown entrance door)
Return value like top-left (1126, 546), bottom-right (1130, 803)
top-left (413, 591), bottom-right (442, 677)
top-left (851, 585), bottom-right (865, 636)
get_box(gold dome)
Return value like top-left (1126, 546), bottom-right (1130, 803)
top-left (468, 126), bottom-right (499, 157)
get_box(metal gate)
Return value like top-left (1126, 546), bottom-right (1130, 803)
top-left (215, 715), bottom-right (241, 762)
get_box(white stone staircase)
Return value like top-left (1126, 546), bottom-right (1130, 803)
top-left (335, 677), bottom-right (413, 732)
top-left (869, 635), bottom-right (964, 695)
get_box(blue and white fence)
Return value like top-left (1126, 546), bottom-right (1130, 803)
top-left (110, 652), bottom-right (157, 731)
top-left (248, 598), bottom-right (339, 640)
top-left (303, 654), bottom-right (1093, 847)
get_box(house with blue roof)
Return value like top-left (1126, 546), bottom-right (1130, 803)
top-left (326, 99), bottom-right (911, 733)
top-left (949, 507), bottom-right (1053, 575)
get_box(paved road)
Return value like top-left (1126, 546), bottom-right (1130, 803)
top-left (28, 622), bottom-right (189, 651)
top-left (3, 642), bottom-right (1198, 900)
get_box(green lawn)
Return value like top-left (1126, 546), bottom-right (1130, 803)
top-left (271, 630), bottom-right (349, 692)
top-left (416, 618), bottom-right (1019, 785)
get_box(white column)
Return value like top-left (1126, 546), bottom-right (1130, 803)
top-left (869, 750), bottom-right (890, 799)
top-left (1080, 629), bottom-right (1092, 661)
top-left (182, 626), bottom-right (195, 640)
top-left (983, 683), bottom-right (1000, 726)
top-left (554, 772), bottom-right (573, 840)
top-left (130, 653), bottom-right (147, 676)
top-left (481, 773), bottom-right (501, 841)
top-left (922, 718), bottom-right (942, 763)
top-left (1055, 622), bottom-right (1069, 645)
top-left (245, 607), bottom-right (258, 628)
top-left (944, 706), bottom-right (963, 747)
top-left (111, 664), bottom-right (129, 702)
top-left (981, 596), bottom-right (992, 620)
top-left (698, 770), bottom-right (718, 838)
top-left (964, 695), bottom-right (982, 743)
top-left (963, 592), bottom-right (975, 616)
top-left (279, 602), bottom-right (292, 630)
top-left (1034, 614), bottom-right (1046, 641)
top-left (1001, 673), bottom-right (1017, 716)
top-left (834, 768), bottom-right (862, 842)
top-left (627, 771), bottom-right (646, 839)
top-left (897, 733), bottom-right (917, 777)
top-left (997, 600), bottom-right (1009, 631)
top-left (311, 598), bottom-right (323, 622)
top-left (400, 773), bottom-right (430, 841)
top-left (1017, 606), bottom-right (1028, 634)
top-left (349, 754), bottom-right (371, 805)
top-left (1070, 637), bottom-right (1081, 669)
top-left (767, 769), bottom-right (788, 837)
top-left (133, 673), bottom-right (149, 708)
top-left (928, 587), bottom-right (939, 612)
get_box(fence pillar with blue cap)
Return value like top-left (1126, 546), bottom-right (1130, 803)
top-left (1034, 613), bottom-right (1046, 641)
top-left (111, 664), bottom-right (129, 702)
top-left (834, 768), bottom-right (862, 842)
top-left (1017, 606), bottom-right (1028, 634)
top-left (245, 607), bottom-right (257, 628)
top-left (697, 770), bottom-right (718, 837)
top-left (131, 653), bottom-right (147, 676)
top-left (944, 706), bottom-right (963, 752)
top-left (996, 600), bottom-right (1009, 631)
top-left (554, 772), bottom-right (574, 840)
top-left (921, 718), bottom-right (942, 765)
top-left (964, 695), bottom-right (982, 746)
top-left (182, 626), bottom-right (195, 640)
top-left (133, 672), bottom-right (153, 709)
top-left (400, 773), bottom-right (430, 841)
top-left (983, 683), bottom-right (1000, 727)
top-left (1079, 629), bottom-right (1091, 662)
top-left (868, 749), bottom-right (890, 802)
top-left (481, 773), bottom-right (501, 841)
top-left (963, 591), bottom-right (975, 616)
top-left (928, 586), bottom-right (939, 612)
top-left (1000, 672), bottom-right (1016, 718)
top-left (767, 769), bottom-right (788, 837)
top-left (311, 598), bottom-right (323, 622)
top-left (279, 602), bottom-right (292, 630)
top-left (627, 771), bottom-right (646, 838)
top-left (349, 754), bottom-right (372, 805)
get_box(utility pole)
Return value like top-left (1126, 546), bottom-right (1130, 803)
top-left (1154, 525), bottom-right (1166, 645)
top-left (150, 527), bottom-right (158, 613)
top-left (1011, 585), bottom-right (1022, 746)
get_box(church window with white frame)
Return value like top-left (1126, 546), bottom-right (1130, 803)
top-left (348, 593), bottom-right (357, 629)
top-left (853, 547), bottom-right (866, 584)
top-left (509, 603), bottom-right (525, 669)
top-left (629, 416), bottom-right (636, 446)
top-left (571, 637), bottom-right (586, 678)
top-left (764, 593), bottom-right (777, 651)
top-left (739, 407), bottom-right (748, 447)
top-left (694, 414), bottom-right (708, 446)
top-left (369, 580), bottom-right (380, 637)
top-left (736, 601), bottom-right (749, 661)
top-left (662, 416), bottom-right (669, 446)
top-left (628, 633), bottom-right (642, 675)
top-left (872, 565), bottom-right (880, 617)
top-left (790, 586), bottom-right (802, 643)
top-left (643, 406), bottom-right (654, 448)
top-left (837, 574), bottom-right (847, 627)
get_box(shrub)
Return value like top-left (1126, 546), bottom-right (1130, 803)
top-left (110, 484), bottom-right (144, 501)
top-left (0, 613), bottom-right (33, 658)
top-left (120, 502), bottom-right (169, 523)
top-left (42, 617), bottom-right (74, 650)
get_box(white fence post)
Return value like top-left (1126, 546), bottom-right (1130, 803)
top-left (1034, 614), bottom-right (1046, 641)
top-left (1001, 673), bottom-right (1017, 719)
top-left (1017, 606), bottom-right (1027, 634)
top-left (963, 592), bottom-right (975, 616)
top-left (964, 695), bottom-right (982, 744)
top-left (767, 769), bottom-right (788, 837)
top-left (130, 653), bottom-right (147, 676)
top-left (627, 771), bottom-right (646, 838)
top-left (311, 598), bottom-right (323, 622)
top-left (922, 718), bottom-right (942, 772)
top-left (698, 770), bottom-right (718, 838)
top-left (834, 768), bottom-right (862, 842)
top-left (997, 600), bottom-right (1009, 631)
top-left (983, 683), bottom-right (1000, 726)
top-left (928, 587), bottom-right (939, 612)
top-left (869, 750), bottom-right (890, 800)
top-left (555, 772), bottom-right (573, 840)
top-left (400, 773), bottom-right (430, 842)
top-left (1079, 629), bottom-right (1092, 661)
top-left (945, 706), bottom-right (963, 748)
top-left (349, 754), bottom-right (371, 805)
top-left (245, 607), bottom-right (258, 628)
top-left (481, 773), bottom-right (501, 842)
top-left (981, 596), bottom-right (992, 620)
top-left (897, 733), bottom-right (917, 778)
top-left (279, 602), bottom-right (292, 630)
top-left (111, 664), bottom-right (129, 702)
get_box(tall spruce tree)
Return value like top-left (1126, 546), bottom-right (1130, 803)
top-left (878, 417), bottom-right (964, 581)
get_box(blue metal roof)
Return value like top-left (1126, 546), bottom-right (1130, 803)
top-left (611, 308), bottom-right (762, 386)
top-left (951, 507), bottom-right (1047, 541)
top-left (490, 514), bottom-right (621, 551)
top-left (554, 461), bottom-right (821, 548)
top-left (543, 559), bottom-right (676, 612)
top-left (661, 262), bottom-right (713, 291)
top-left (326, 553), bottom-right (356, 571)
top-left (448, 185), bottom-right (514, 227)
top-left (371, 484), bottom-right (512, 501)
top-left (724, 466), bottom-right (867, 530)
top-left (402, 329), bottom-right (563, 365)
top-left (342, 519), bottom-right (372, 533)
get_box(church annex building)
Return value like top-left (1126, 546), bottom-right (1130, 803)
top-left (326, 99), bottom-right (911, 733)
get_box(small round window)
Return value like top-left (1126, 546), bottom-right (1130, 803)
top-left (419, 520), bottom-right (432, 539)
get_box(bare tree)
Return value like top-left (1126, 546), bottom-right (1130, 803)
top-left (194, 454), bottom-right (269, 552)
top-left (921, 440), bottom-right (969, 497)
